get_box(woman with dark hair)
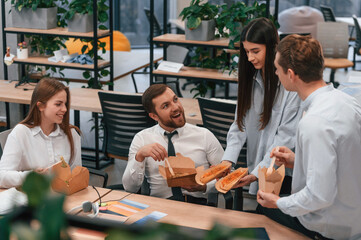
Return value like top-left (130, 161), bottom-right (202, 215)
top-left (0, 78), bottom-right (81, 188)
top-left (222, 18), bottom-right (302, 195)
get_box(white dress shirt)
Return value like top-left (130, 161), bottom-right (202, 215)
top-left (277, 85), bottom-right (361, 240)
top-left (0, 124), bottom-right (82, 188)
top-left (222, 71), bottom-right (302, 194)
top-left (122, 123), bottom-right (224, 199)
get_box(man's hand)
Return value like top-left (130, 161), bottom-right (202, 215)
top-left (270, 146), bottom-right (295, 169)
top-left (181, 184), bottom-right (206, 193)
top-left (257, 190), bottom-right (280, 208)
top-left (232, 174), bottom-right (257, 189)
top-left (135, 143), bottom-right (167, 162)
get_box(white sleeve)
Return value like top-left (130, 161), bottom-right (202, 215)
top-left (222, 121), bottom-right (246, 164)
top-left (70, 128), bottom-right (82, 168)
top-left (122, 133), bottom-right (146, 193)
top-left (0, 128), bottom-right (30, 188)
top-left (252, 92), bottom-right (301, 177)
top-left (277, 116), bottom-right (337, 216)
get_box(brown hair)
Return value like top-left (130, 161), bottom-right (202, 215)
top-left (237, 17), bottom-right (279, 131)
top-left (276, 34), bottom-right (324, 83)
top-left (20, 78), bottom-right (79, 165)
top-left (142, 84), bottom-right (169, 113)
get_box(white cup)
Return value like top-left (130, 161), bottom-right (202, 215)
top-left (17, 48), bottom-right (28, 59)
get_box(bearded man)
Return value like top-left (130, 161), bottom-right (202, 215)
top-left (122, 84), bottom-right (224, 204)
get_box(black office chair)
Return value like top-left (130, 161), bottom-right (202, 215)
top-left (0, 128), bottom-right (109, 188)
top-left (144, 7), bottom-right (167, 46)
top-left (197, 98), bottom-right (248, 211)
top-left (98, 92), bottom-right (156, 193)
top-left (320, 5), bottom-right (336, 22)
top-left (352, 15), bottom-right (361, 69)
top-left (98, 92), bottom-right (156, 161)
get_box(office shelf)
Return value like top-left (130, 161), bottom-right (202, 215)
top-left (4, 27), bottom-right (111, 39)
top-left (153, 66), bottom-right (237, 83)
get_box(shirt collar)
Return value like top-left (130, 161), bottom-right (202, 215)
top-left (254, 70), bottom-right (264, 90)
top-left (156, 123), bottom-right (187, 137)
top-left (31, 124), bottom-right (62, 137)
top-left (301, 84), bottom-right (334, 112)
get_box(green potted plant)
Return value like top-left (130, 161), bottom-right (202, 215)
top-left (217, 1), bottom-right (277, 49)
top-left (64, 0), bottom-right (109, 33)
top-left (179, 0), bottom-right (218, 41)
top-left (7, 0), bottom-right (58, 29)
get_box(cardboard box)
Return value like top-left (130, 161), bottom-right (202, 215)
top-left (258, 164), bottom-right (285, 196)
top-left (51, 161), bottom-right (89, 195)
top-left (159, 153), bottom-right (197, 187)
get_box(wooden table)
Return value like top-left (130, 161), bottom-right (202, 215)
top-left (64, 186), bottom-right (112, 212)
top-left (70, 87), bottom-right (202, 125)
top-left (97, 192), bottom-right (308, 240)
top-left (0, 80), bottom-right (202, 126)
top-left (52, 50), bottom-right (163, 87)
top-left (336, 17), bottom-right (361, 27)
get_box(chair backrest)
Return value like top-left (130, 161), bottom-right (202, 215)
top-left (316, 22), bottom-right (349, 58)
top-left (166, 45), bottom-right (189, 63)
top-left (98, 92), bottom-right (156, 160)
top-left (144, 7), bottom-right (163, 44)
top-left (353, 15), bottom-right (361, 54)
top-left (320, 5), bottom-right (336, 22)
top-left (0, 129), bottom-right (12, 159)
top-left (197, 98), bottom-right (246, 167)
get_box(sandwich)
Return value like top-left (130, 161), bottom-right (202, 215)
top-left (216, 167), bottom-right (248, 193)
top-left (195, 161), bottom-right (232, 185)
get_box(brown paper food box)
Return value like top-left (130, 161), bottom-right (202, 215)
top-left (258, 164), bottom-right (285, 196)
top-left (51, 161), bottom-right (89, 195)
top-left (159, 153), bottom-right (198, 187)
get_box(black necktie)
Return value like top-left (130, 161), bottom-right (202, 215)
top-left (164, 131), bottom-right (184, 201)
top-left (165, 131), bottom-right (177, 157)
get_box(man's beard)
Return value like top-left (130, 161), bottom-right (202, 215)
top-left (158, 111), bottom-right (186, 129)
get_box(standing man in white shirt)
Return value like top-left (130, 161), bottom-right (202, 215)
top-left (257, 34), bottom-right (361, 240)
top-left (122, 84), bottom-right (224, 204)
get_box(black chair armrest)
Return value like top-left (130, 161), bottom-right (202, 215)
top-left (88, 169), bottom-right (108, 188)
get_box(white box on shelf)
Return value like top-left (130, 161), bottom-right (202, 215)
top-left (157, 61), bottom-right (183, 73)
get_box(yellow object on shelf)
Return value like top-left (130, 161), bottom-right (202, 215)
top-left (65, 30), bottom-right (131, 55)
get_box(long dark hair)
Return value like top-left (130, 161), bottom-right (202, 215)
top-left (20, 78), bottom-right (79, 165)
top-left (237, 17), bottom-right (279, 131)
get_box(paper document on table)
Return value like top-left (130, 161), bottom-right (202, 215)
top-left (99, 199), bottom-right (149, 217)
top-left (0, 187), bottom-right (28, 215)
top-left (157, 61), bottom-right (183, 73)
top-left (132, 211), bottom-right (167, 226)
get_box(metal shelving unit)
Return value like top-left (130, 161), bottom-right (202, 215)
top-left (1, 1), bottom-right (114, 169)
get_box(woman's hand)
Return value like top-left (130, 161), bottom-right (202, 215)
top-left (270, 146), bottom-right (295, 169)
top-left (232, 174), bottom-right (257, 189)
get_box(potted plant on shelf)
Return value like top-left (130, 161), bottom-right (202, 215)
top-left (7, 0), bottom-right (59, 29)
top-left (179, 0), bottom-right (218, 41)
top-left (216, 1), bottom-right (278, 49)
top-left (64, 0), bottom-right (109, 33)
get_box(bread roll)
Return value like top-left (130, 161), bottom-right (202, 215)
top-left (200, 161), bottom-right (232, 184)
top-left (216, 167), bottom-right (248, 193)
